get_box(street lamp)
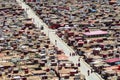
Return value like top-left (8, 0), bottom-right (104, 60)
top-left (32, 18), bottom-right (35, 23)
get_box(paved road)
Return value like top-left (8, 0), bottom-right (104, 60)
top-left (16, 0), bottom-right (104, 80)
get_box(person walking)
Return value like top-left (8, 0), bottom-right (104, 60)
top-left (41, 25), bottom-right (44, 30)
top-left (91, 69), bottom-right (93, 73)
top-left (87, 70), bottom-right (90, 76)
top-left (78, 57), bottom-right (81, 61)
top-left (78, 63), bottom-right (80, 67)
top-left (70, 53), bottom-right (71, 56)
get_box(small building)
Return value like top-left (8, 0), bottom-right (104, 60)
top-left (83, 30), bottom-right (109, 38)
top-left (24, 0), bottom-right (41, 3)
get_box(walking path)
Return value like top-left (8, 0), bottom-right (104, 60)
top-left (16, 0), bottom-right (104, 80)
